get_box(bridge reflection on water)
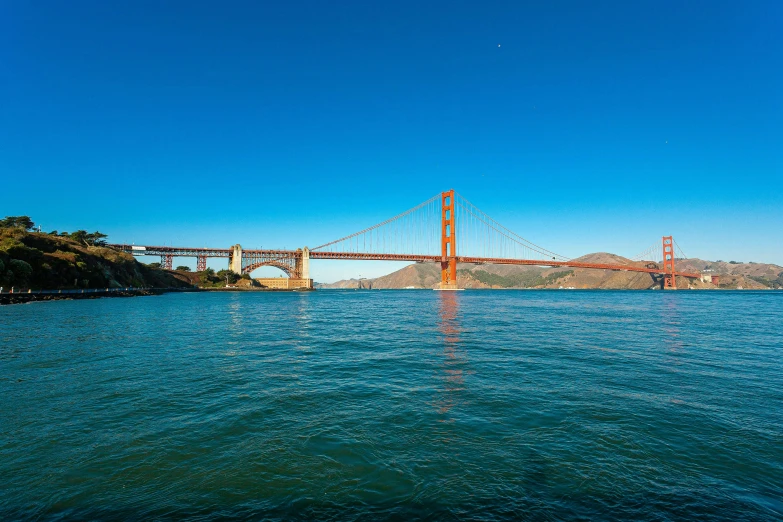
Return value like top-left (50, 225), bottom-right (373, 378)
top-left (436, 292), bottom-right (468, 419)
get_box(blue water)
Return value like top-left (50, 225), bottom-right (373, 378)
top-left (1, 290), bottom-right (782, 520)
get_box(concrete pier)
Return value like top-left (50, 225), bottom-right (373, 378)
top-left (230, 244), bottom-right (243, 274)
top-left (301, 247), bottom-right (310, 281)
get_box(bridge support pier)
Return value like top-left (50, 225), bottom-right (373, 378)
top-left (197, 255), bottom-right (207, 272)
top-left (288, 247), bottom-right (312, 289)
top-left (230, 244), bottom-right (243, 274)
top-left (161, 254), bottom-right (173, 270)
top-left (300, 247), bottom-right (310, 280)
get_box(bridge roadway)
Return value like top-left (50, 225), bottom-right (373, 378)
top-left (109, 244), bottom-right (701, 280)
top-left (310, 252), bottom-right (701, 278)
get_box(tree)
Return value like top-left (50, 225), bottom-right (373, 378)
top-left (0, 216), bottom-right (35, 230)
top-left (199, 267), bottom-right (216, 284)
top-left (69, 230), bottom-right (89, 245)
top-left (68, 230), bottom-right (109, 247)
top-left (88, 231), bottom-right (108, 246)
top-left (216, 269), bottom-right (240, 284)
top-left (176, 265), bottom-right (191, 272)
top-left (8, 259), bottom-right (33, 285)
top-left (147, 262), bottom-right (162, 269)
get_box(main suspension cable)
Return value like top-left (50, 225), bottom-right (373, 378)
top-left (312, 193), bottom-right (441, 251)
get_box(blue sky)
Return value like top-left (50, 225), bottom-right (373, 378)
top-left (2, 1), bottom-right (781, 281)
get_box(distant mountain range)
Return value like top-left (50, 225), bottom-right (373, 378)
top-left (317, 253), bottom-right (783, 290)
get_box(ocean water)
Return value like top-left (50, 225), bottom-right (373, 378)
top-left (1, 290), bottom-right (781, 520)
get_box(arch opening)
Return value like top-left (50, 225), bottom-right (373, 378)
top-left (244, 260), bottom-right (295, 278)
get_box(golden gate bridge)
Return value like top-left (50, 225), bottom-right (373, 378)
top-left (110, 190), bottom-right (700, 290)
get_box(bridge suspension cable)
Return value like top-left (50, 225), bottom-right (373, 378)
top-left (453, 192), bottom-right (569, 262)
top-left (311, 194), bottom-right (442, 255)
top-left (631, 242), bottom-right (662, 263)
top-left (312, 191), bottom-right (571, 261)
top-left (631, 238), bottom-right (689, 264)
top-left (673, 238), bottom-right (689, 260)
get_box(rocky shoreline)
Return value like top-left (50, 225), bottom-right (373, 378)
top-left (0, 288), bottom-right (199, 306)
top-left (0, 286), bottom-right (318, 305)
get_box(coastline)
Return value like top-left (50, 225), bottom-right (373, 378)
top-left (0, 287), bottom-right (195, 306)
top-left (0, 286), bottom-right (315, 305)
top-left (4, 285), bottom-right (777, 305)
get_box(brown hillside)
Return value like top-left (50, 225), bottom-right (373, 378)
top-left (0, 228), bottom-right (192, 290)
top-left (571, 252), bottom-right (635, 265)
top-left (319, 255), bottom-right (783, 290)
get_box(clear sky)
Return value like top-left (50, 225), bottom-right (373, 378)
top-left (2, 1), bottom-right (781, 282)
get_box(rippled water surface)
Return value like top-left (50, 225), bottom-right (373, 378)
top-left (1, 290), bottom-right (782, 520)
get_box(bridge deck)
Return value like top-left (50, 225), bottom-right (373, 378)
top-left (454, 256), bottom-right (701, 278)
top-left (110, 245), bottom-right (700, 279)
top-left (310, 252), bottom-right (701, 278)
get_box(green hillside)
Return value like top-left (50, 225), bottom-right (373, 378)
top-left (0, 218), bottom-right (190, 290)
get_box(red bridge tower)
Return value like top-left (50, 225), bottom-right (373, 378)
top-left (440, 189), bottom-right (458, 289)
top-left (662, 236), bottom-right (676, 289)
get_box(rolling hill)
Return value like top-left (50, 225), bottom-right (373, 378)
top-left (318, 254), bottom-right (783, 290)
top-left (0, 227), bottom-right (193, 290)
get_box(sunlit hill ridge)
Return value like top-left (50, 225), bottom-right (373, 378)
top-left (318, 254), bottom-right (783, 290)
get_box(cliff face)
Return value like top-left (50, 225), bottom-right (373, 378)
top-left (0, 228), bottom-right (192, 290)
top-left (318, 254), bottom-right (783, 290)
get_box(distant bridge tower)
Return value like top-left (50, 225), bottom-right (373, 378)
top-left (230, 244), bottom-right (243, 274)
top-left (293, 247), bottom-right (310, 279)
top-left (440, 189), bottom-right (458, 289)
top-left (662, 236), bottom-right (676, 289)
top-left (301, 247), bottom-right (310, 280)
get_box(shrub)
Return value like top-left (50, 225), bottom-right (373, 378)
top-left (8, 259), bottom-right (33, 285)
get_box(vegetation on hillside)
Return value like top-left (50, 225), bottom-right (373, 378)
top-left (0, 216), bottom-right (36, 230)
top-left (749, 275), bottom-right (783, 289)
top-left (196, 268), bottom-right (250, 287)
top-left (165, 265), bottom-right (253, 287)
top-left (0, 216), bottom-right (191, 290)
top-left (3, 214), bottom-right (110, 247)
top-left (459, 268), bottom-right (574, 288)
top-left (53, 230), bottom-right (109, 247)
